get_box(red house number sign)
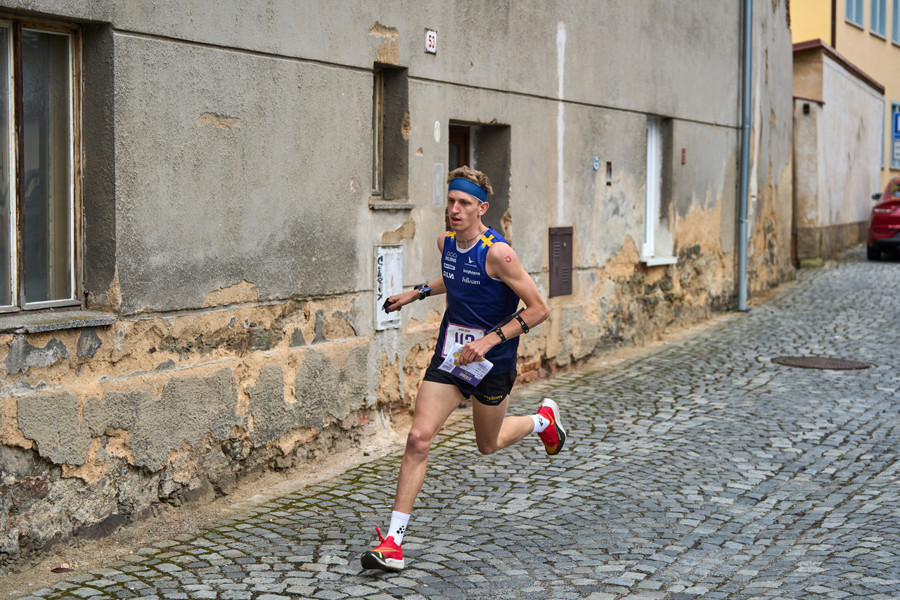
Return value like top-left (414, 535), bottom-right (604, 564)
top-left (425, 29), bottom-right (437, 54)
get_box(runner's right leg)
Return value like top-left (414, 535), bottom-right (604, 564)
top-left (361, 381), bottom-right (462, 571)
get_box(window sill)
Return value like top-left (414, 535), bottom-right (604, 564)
top-left (369, 196), bottom-right (414, 211)
top-left (0, 309), bottom-right (117, 334)
top-left (642, 256), bottom-right (678, 267)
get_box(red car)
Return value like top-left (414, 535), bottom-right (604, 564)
top-left (867, 176), bottom-right (900, 261)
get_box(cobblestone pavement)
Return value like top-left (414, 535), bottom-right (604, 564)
top-left (10, 249), bottom-right (900, 600)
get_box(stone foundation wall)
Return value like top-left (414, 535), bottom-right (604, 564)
top-left (0, 236), bottom-right (765, 573)
top-left (796, 222), bottom-right (868, 266)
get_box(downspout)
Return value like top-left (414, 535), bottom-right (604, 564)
top-left (737, 0), bottom-right (753, 311)
top-left (831, 0), bottom-right (837, 48)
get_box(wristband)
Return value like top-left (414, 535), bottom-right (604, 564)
top-left (414, 283), bottom-right (432, 300)
top-left (493, 327), bottom-right (507, 343)
top-left (514, 314), bottom-right (530, 334)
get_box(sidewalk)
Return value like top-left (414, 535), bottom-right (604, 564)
top-left (4, 248), bottom-right (900, 600)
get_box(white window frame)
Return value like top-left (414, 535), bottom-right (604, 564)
top-left (642, 117), bottom-right (676, 266)
top-left (892, 0), bottom-right (900, 44)
top-left (847, 0), bottom-right (865, 27)
top-left (872, 0), bottom-right (887, 37)
top-left (0, 17), bottom-right (79, 312)
top-left (1, 27), bottom-right (14, 309)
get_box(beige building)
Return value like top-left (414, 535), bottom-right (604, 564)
top-left (792, 40), bottom-right (884, 264)
top-left (791, 0), bottom-right (900, 189)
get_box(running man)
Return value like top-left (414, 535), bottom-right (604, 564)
top-left (360, 166), bottom-right (567, 572)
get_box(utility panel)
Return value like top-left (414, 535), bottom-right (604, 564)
top-left (549, 226), bottom-right (573, 297)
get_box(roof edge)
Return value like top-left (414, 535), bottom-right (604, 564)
top-left (793, 38), bottom-right (885, 95)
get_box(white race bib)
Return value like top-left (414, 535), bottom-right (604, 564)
top-left (442, 322), bottom-right (485, 357)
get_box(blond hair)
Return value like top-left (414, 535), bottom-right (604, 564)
top-left (447, 166), bottom-right (493, 196)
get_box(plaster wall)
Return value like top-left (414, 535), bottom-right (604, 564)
top-left (746, 0), bottom-right (794, 289)
top-left (793, 48), bottom-right (883, 261)
top-left (789, 0), bottom-right (834, 44)
top-left (793, 0), bottom-right (900, 188)
top-left (819, 57), bottom-right (884, 225)
top-left (793, 50), bottom-right (824, 102)
top-left (0, 0), bottom-right (795, 572)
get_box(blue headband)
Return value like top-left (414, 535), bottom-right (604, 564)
top-left (448, 178), bottom-right (488, 203)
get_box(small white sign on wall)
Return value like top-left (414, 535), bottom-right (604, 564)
top-left (375, 245), bottom-right (403, 330)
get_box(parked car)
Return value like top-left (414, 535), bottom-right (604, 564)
top-left (867, 176), bottom-right (900, 261)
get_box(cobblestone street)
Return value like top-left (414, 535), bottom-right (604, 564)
top-left (7, 249), bottom-right (900, 600)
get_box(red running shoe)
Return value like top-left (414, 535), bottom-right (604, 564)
top-left (536, 398), bottom-right (567, 455)
top-left (360, 526), bottom-right (405, 571)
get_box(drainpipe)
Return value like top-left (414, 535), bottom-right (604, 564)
top-left (737, 0), bottom-right (753, 312)
top-left (831, 0), bottom-right (837, 48)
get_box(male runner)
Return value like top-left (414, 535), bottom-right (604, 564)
top-left (360, 166), bottom-right (567, 572)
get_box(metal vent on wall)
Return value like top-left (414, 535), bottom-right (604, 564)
top-left (549, 227), bottom-right (573, 298)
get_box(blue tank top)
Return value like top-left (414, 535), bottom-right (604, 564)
top-left (435, 227), bottom-right (521, 373)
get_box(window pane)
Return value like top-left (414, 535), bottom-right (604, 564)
top-left (872, 0), bottom-right (886, 35)
top-left (893, 0), bottom-right (900, 42)
top-left (22, 29), bottom-right (72, 304)
top-left (0, 27), bottom-right (11, 306)
top-left (847, 0), bottom-right (864, 24)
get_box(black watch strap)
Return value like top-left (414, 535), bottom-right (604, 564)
top-left (415, 283), bottom-right (432, 300)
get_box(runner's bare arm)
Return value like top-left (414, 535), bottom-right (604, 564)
top-left (456, 242), bottom-right (549, 363)
top-left (381, 235), bottom-right (448, 313)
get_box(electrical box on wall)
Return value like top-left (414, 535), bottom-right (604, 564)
top-left (549, 227), bottom-right (573, 297)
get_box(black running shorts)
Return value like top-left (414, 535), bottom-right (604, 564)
top-left (422, 352), bottom-right (516, 406)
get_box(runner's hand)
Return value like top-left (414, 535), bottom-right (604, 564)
top-left (383, 290), bottom-right (418, 313)
top-left (457, 336), bottom-right (496, 365)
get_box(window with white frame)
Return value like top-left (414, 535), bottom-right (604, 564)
top-left (871, 0), bottom-right (887, 36)
top-left (642, 116), bottom-right (676, 266)
top-left (0, 18), bottom-right (78, 311)
top-left (892, 0), bottom-right (900, 43)
top-left (847, 0), bottom-right (865, 26)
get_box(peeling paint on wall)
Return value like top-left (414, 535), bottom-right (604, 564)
top-left (203, 280), bottom-right (259, 307)
top-left (370, 21), bottom-right (399, 65)
top-left (4, 337), bottom-right (69, 375)
top-left (198, 112), bottom-right (241, 129)
top-left (382, 219), bottom-right (416, 244)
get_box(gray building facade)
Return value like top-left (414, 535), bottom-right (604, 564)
top-left (0, 1), bottom-right (793, 571)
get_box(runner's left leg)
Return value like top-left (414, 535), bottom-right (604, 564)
top-left (471, 396), bottom-right (535, 455)
top-left (393, 381), bottom-right (463, 513)
top-left (361, 381), bottom-right (462, 571)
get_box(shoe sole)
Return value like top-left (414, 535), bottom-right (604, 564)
top-left (541, 398), bottom-right (566, 455)
top-left (360, 551), bottom-right (405, 571)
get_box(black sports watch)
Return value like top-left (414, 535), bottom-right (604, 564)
top-left (414, 283), bottom-right (432, 300)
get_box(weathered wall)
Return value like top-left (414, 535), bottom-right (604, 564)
top-left (0, 0), bottom-right (795, 573)
top-left (746, 0), bottom-right (794, 288)
top-left (793, 44), bottom-right (884, 263)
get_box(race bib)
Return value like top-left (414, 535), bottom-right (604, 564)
top-left (442, 322), bottom-right (485, 357)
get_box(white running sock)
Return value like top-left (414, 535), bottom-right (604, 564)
top-left (387, 511), bottom-right (410, 545)
top-left (532, 413), bottom-right (550, 434)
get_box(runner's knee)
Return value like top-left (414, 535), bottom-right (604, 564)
top-left (405, 429), bottom-right (433, 458)
top-left (476, 439), bottom-right (499, 455)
